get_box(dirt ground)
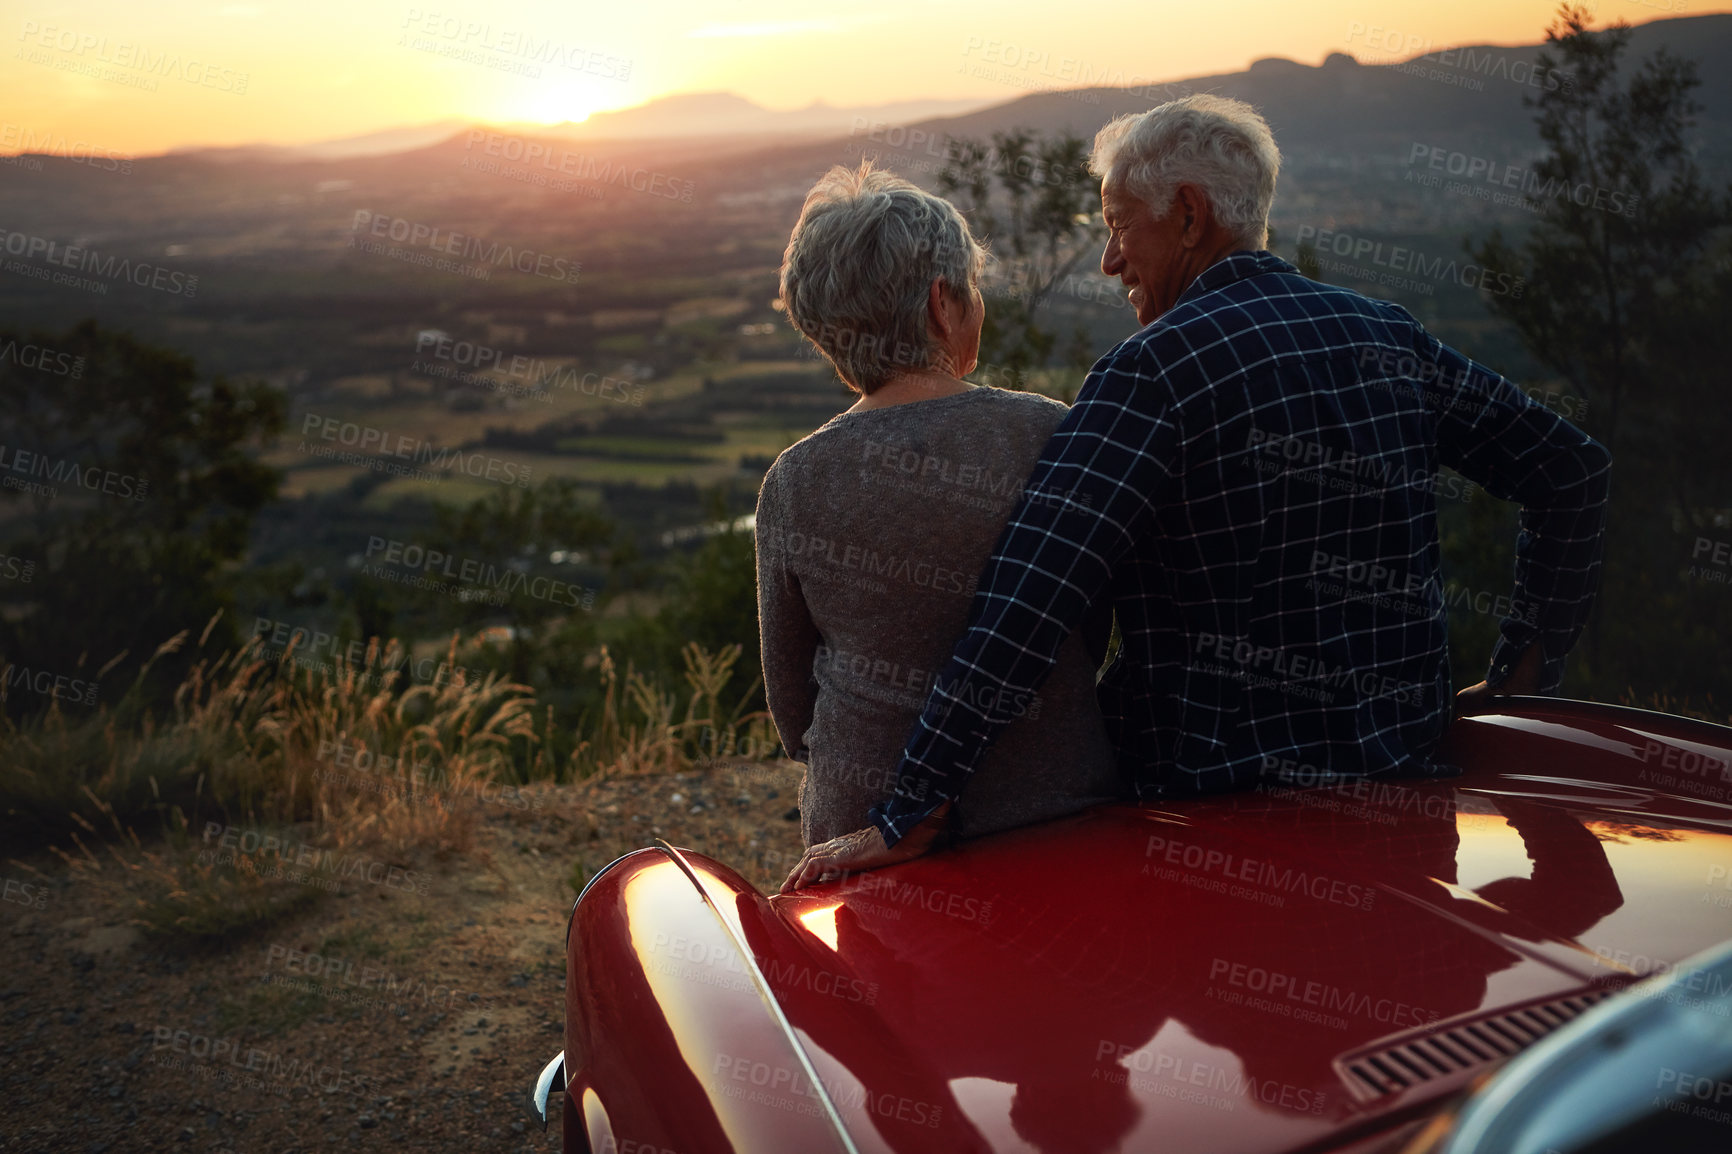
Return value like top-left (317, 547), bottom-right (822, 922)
top-left (0, 758), bottom-right (810, 1154)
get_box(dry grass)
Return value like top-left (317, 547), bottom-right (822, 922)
top-left (3, 615), bottom-right (776, 943)
top-left (566, 641), bottom-right (778, 780)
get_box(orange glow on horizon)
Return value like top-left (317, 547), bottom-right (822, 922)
top-left (1, 2), bottom-right (1727, 157)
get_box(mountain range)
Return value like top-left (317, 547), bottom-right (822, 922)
top-left (128, 13), bottom-right (1732, 177)
top-left (157, 94), bottom-right (1001, 164)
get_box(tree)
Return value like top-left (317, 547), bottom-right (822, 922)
top-left (605, 482), bottom-right (765, 717)
top-left (0, 319), bottom-right (285, 710)
top-left (427, 477), bottom-right (613, 684)
top-left (1467, 4), bottom-right (1732, 702)
top-left (1469, 3), bottom-right (1727, 465)
top-left (936, 130), bottom-right (1106, 386)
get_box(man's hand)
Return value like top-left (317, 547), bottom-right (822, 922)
top-left (1456, 643), bottom-right (1544, 715)
top-left (779, 801), bottom-right (951, 894)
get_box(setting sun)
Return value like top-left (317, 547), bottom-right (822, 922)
top-left (506, 90), bottom-right (597, 127)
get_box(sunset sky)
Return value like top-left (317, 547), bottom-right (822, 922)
top-left (2, 1), bottom-right (1719, 156)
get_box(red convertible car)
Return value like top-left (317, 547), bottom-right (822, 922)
top-left (532, 698), bottom-right (1732, 1153)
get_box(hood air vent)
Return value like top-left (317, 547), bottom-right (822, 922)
top-left (1335, 987), bottom-right (1623, 1102)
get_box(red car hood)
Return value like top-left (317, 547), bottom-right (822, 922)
top-left (567, 700), bottom-right (1732, 1154)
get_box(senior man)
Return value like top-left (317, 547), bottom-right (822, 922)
top-left (782, 94), bottom-right (1610, 889)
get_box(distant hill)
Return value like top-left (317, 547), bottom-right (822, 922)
top-left (142, 94), bottom-right (998, 164)
top-left (701, 12), bottom-right (1732, 194)
top-left (163, 119), bottom-right (479, 165)
top-left (27, 14), bottom-right (1725, 187)
top-left (522, 92), bottom-right (999, 141)
top-left (895, 13), bottom-right (1730, 143)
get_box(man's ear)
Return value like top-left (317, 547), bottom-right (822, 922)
top-left (1175, 184), bottom-right (1212, 246)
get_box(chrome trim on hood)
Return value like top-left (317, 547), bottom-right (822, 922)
top-left (651, 838), bottom-right (861, 1154)
top-left (567, 850), bottom-right (637, 948)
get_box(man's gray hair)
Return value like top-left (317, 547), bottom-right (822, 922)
top-left (1089, 94), bottom-right (1280, 250)
top-left (779, 163), bottom-right (985, 394)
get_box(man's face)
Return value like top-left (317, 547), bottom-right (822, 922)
top-left (1100, 176), bottom-right (1186, 326)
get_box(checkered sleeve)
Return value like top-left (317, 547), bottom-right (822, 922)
top-left (868, 344), bottom-right (1180, 845)
top-left (1422, 326), bottom-right (1611, 694)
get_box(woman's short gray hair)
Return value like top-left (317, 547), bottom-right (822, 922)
top-left (1089, 94), bottom-right (1280, 250)
top-left (779, 163), bottom-right (985, 394)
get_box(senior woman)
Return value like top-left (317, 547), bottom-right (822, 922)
top-left (756, 163), bottom-right (1122, 869)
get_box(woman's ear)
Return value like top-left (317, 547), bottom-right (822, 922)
top-left (927, 277), bottom-right (953, 341)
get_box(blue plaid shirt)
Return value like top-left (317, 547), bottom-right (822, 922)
top-left (869, 250), bottom-right (1610, 845)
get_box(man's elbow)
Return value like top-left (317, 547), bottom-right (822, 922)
top-left (1555, 434), bottom-right (1612, 509)
top-left (1582, 435), bottom-right (1612, 506)
top-left (1584, 433), bottom-right (1612, 473)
